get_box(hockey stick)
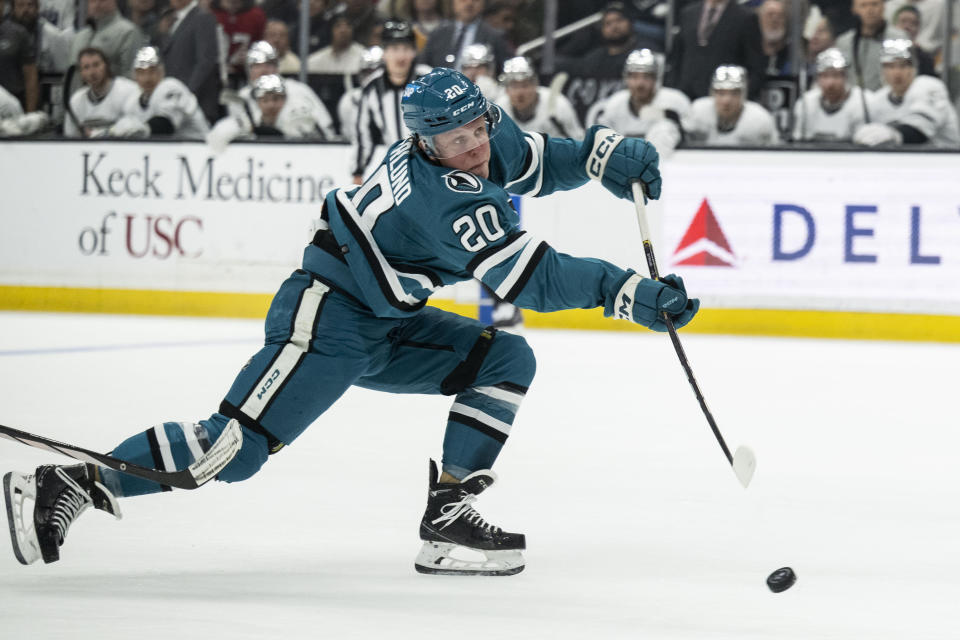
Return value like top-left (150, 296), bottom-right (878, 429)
top-left (0, 419), bottom-right (242, 490)
top-left (630, 181), bottom-right (756, 488)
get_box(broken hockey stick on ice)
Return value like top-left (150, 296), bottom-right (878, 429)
top-left (630, 181), bottom-right (756, 488)
top-left (0, 419), bottom-right (242, 490)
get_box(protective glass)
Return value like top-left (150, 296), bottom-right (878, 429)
top-left (421, 107), bottom-right (502, 159)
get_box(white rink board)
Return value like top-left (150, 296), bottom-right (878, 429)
top-left (1, 141), bottom-right (958, 315)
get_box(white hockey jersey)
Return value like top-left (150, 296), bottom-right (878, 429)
top-left (499, 86), bottom-right (584, 139)
top-left (792, 86), bottom-right (867, 142)
top-left (337, 86), bottom-right (360, 143)
top-left (120, 77), bottom-right (209, 140)
top-left (64, 76), bottom-right (139, 138)
top-left (587, 87), bottom-right (691, 136)
top-left (232, 78), bottom-right (335, 140)
top-left (685, 98), bottom-right (779, 146)
top-left (0, 84), bottom-right (22, 119)
top-left (865, 75), bottom-right (960, 148)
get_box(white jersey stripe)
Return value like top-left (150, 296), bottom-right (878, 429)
top-left (474, 386), bottom-right (525, 408)
top-left (494, 237), bottom-right (543, 299)
top-left (153, 424), bottom-right (176, 472)
top-left (472, 233), bottom-right (532, 282)
top-left (505, 133), bottom-right (545, 196)
top-left (180, 422), bottom-right (205, 463)
top-left (241, 281), bottom-right (328, 420)
top-left (450, 402), bottom-right (512, 436)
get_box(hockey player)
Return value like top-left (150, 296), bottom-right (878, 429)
top-left (108, 46), bottom-right (209, 140)
top-left (684, 65), bottom-right (779, 146)
top-left (351, 19), bottom-right (432, 183)
top-left (460, 43), bottom-right (501, 103)
top-left (3, 68), bottom-right (698, 576)
top-left (207, 74), bottom-right (321, 152)
top-left (499, 56), bottom-right (583, 140)
top-left (792, 48), bottom-right (867, 142)
top-left (587, 49), bottom-right (691, 158)
top-left (63, 47), bottom-right (139, 138)
top-left (228, 40), bottom-right (335, 141)
top-left (853, 39), bottom-right (960, 148)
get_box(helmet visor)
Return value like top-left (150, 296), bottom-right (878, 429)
top-left (420, 107), bottom-right (502, 159)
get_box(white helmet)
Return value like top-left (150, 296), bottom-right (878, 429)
top-left (461, 44), bottom-right (494, 69)
top-left (246, 41), bottom-right (278, 69)
top-left (133, 46), bottom-right (162, 70)
top-left (815, 47), bottom-right (848, 74)
top-left (880, 38), bottom-right (914, 64)
top-left (499, 56), bottom-right (536, 85)
top-left (711, 64), bottom-right (747, 96)
top-left (624, 48), bottom-right (658, 76)
top-left (253, 73), bottom-right (286, 99)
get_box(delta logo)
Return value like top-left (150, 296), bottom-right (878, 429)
top-left (671, 198), bottom-right (736, 267)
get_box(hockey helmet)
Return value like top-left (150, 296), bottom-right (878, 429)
top-left (361, 46), bottom-right (384, 72)
top-left (461, 44), bottom-right (494, 70)
top-left (253, 73), bottom-right (286, 99)
top-left (711, 64), bottom-right (748, 96)
top-left (133, 46), bottom-right (162, 69)
top-left (623, 48), bottom-right (658, 76)
top-left (382, 19), bottom-right (416, 47)
top-left (880, 38), bottom-right (914, 65)
top-left (246, 41), bottom-right (278, 69)
top-left (499, 56), bottom-right (536, 85)
top-left (815, 48), bottom-right (848, 74)
top-left (401, 67), bottom-right (500, 158)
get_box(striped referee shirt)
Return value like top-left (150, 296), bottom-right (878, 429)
top-left (351, 64), bottom-right (432, 179)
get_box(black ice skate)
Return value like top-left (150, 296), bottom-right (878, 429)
top-left (4, 463), bottom-right (121, 565)
top-left (415, 459), bottom-right (525, 576)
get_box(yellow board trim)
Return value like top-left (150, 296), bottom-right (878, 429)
top-left (1, 285), bottom-right (958, 343)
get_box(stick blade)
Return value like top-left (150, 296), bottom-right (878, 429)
top-left (732, 446), bottom-right (757, 488)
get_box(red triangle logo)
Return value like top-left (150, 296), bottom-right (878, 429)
top-left (672, 198), bottom-right (735, 267)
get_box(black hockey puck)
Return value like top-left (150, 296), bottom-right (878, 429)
top-left (766, 567), bottom-right (797, 593)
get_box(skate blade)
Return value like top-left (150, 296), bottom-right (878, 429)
top-left (3, 472), bottom-right (41, 565)
top-left (414, 541), bottom-right (525, 576)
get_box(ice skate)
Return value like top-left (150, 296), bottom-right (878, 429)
top-left (415, 459), bottom-right (525, 576)
top-left (4, 463), bottom-right (121, 565)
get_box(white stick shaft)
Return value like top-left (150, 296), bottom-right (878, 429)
top-left (631, 182), bottom-right (652, 244)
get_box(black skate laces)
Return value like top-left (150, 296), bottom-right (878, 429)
top-left (49, 467), bottom-right (93, 544)
top-left (431, 491), bottom-right (501, 534)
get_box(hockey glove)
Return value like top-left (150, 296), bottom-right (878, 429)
top-left (610, 273), bottom-right (699, 332)
top-left (108, 116), bottom-right (150, 138)
top-left (583, 127), bottom-right (661, 201)
top-left (853, 123), bottom-right (903, 147)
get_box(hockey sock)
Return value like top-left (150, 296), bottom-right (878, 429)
top-left (441, 383), bottom-right (526, 479)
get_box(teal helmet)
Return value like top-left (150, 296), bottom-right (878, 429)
top-left (401, 67), bottom-right (499, 158)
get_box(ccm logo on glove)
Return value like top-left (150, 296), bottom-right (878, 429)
top-left (586, 129), bottom-right (624, 180)
top-left (612, 273), bottom-right (699, 331)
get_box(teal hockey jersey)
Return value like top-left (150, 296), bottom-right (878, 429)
top-left (302, 107), bottom-right (632, 319)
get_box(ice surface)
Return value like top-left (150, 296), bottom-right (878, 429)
top-left (0, 311), bottom-right (957, 639)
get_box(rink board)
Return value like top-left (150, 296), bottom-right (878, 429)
top-left (0, 140), bottom-right (958, 341)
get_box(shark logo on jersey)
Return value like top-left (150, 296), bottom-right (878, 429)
top-left (443, 170), bottom-right (483, 194)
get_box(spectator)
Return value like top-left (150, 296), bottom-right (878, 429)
top-left (264, 19), bottom-right (299, 73)
top-left (343, 0), bottom-right (385, 46)
top-left (792, 47), bottom-right (866, 141)
top-left (565, 2), bottom-right (645, 81)
top-left (664, 0), bottom-right (765, 100)
top-left (588, 49), bottom-right (690, 158)
top-left (108, 45), bottom-right (209, 138)
top-left (11, 0), bottom-right (74, 73)
top-left (352, 19), bottom-right (430, 182)
top-left (854, 38), bottom-right (959, 147)
top-left (126, 0), bottom-right (164, 43)
top-left (69, 0), bottom-right (143, 81)
top-left (261, 0), bottom-right (298, 27)
top-left (482, 0), bottom-right (518, 47)
top-left (758, 0), bottom-right (791, 77)
top-left (337, 44), bottom-right (381, 141)
top-left (835, 0), bottom-right (906, 91)
top-left (306, 11), bottom-right (366, 73)
top-left (804, 15), bottom-right (836, 75)
top-left (890, 5), bottom-right (937, 77)
top-left (498, 55), bottom-right (583, 139)
top-left (419, 0), bottom-right (511, 71)
top-left (388, 0), bottom-right (448, 50)
top-left (153, 0), bottom-right (222, 123)
top-left (0, 81), bottom-right (48, 135)
top-left (229, 40), bottom-right (335, 138)
top-left (291, 0), bottom-right (331, 55)
top-left (64, 46), bottom-right (138, 136)
top-left (885, 0), bottom-right (944, 56)
top-left (684, 64), bottom-right (779, 145)
top-left (0, 0), bottom-right (40, 111)
top-left (212, 0), bottom-right (266, 84)
top-left (460, 43), bottom-right (499, 101)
